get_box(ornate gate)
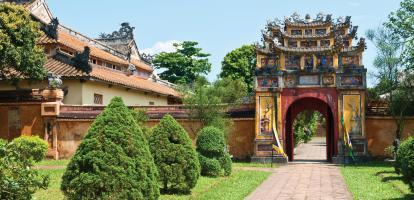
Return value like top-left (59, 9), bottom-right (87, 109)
top-left (252, 13), bottom-right (367, 163)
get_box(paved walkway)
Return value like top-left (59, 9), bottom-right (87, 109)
top-left (246, 137), bottom-right (352, 200)
top-left (294, 137), bottom-right (327, 162)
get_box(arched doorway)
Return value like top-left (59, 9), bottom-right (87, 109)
top-left (284, 97), bottom-right (336, 162)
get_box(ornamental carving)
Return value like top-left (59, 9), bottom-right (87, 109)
top-left (284, 75), bottom-right (296, 87)
top-left (322, 75), bottom-right (335, 85)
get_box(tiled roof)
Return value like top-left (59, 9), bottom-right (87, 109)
top-left (57, 31), bottom-right (129, 65)
top-left (37, 33), bottom-right (57, 44)
top-left (44, 57), bottom-right (86, 77)
top-left (43, 56), bottom-right (179, 97)
top-left (130, 59), bottom-right (153, 72)
top-left (257, 45), bottom-right (364, 54)
top-left (90, 65), bottom-right (179, 97)
top-left (285, 21), bottom-right (331, 27)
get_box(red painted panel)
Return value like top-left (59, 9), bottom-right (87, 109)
top-left (281, 88), bottom-right (339, 161)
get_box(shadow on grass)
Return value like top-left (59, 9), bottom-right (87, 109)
top-left (342, 161), bottom-right (394, 168)
top-left (389, 193), bottom-right (414, 200)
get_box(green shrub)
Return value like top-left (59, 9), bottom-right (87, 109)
top-left (196, 126), bottom-right (232, 177)
top-left (131, 109), bottom-right (152, 139)
top-left (0, 136), bottom-right (49, 200)
top-left (8, 135), bottom-right (48, 162)
top-left (199, 155), bottom-right (221, 177)
top-left (61, 97), bottom-right (159, 200)
top-left (395, 137), bottom-right (414, 191)
top-left (149, 114), bottom-right (200, 194)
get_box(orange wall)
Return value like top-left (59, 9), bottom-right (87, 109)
top-left (0, 104), bottom-right (44, 140)
top-left (56, 118), bottom-right (255, 160)
top-left (366, 117), bottom-right (414, 157)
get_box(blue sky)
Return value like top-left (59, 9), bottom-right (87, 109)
top-left (48, 0), bottom-right (402, 86)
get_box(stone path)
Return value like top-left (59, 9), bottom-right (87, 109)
top-left (246, 137), bottom-right (352, 200)
top-left (294, 137), bottom-right (327, 162)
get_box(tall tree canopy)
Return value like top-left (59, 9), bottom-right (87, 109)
top-left (152, 41), bottom-right (211, 84)
top-left (220, 44), bottom-right (256, 92)
top-left (0, 3), bottom-right (46, 82)
top-left (386, 0), bottom-right (414, 67)
top-left (366, 27), bottom-right (414, 140)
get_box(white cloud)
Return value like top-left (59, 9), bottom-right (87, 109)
top-left (141, 40), bottom-right (180, 55)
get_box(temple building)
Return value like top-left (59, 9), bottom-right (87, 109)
top-left (254, 13), bottom-right (367, 162)
top-left (0, 0), bottom-right (180, 106)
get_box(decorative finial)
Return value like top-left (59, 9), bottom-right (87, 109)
top-left (305, 14), bottom-right (311, 22)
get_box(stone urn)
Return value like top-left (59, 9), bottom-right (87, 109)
top-left (42, 88), bottom-right (64, 102)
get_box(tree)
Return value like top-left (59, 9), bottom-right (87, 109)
top-left (131, 109), bottom-right (151, 139)
top-left (148, 114), bottom-right (200, 194)
top-left (61, 97), bottom-right (159, 200)
top-left (152, 41), bottom-right (211, 84)
top-left (0, 3), bottom-right (46, 82)
top-left (366, 28), bottom-right (414, 142)
top-left (386, 0), bottom-right (414, 67)
top-left (220, 45), bottom-right (256, 92)
top-left (293, 111), bottom-right (321, 147)
top-left (0, 136), bottom-right (49, 200)
top-left (196, 126), bottom-right (232, 177)
top-left (210, 77), bottom-right (248, 104)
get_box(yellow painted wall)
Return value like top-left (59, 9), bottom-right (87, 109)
top-left (0, 79), bottom-right (170, 106)
top-left (81, 81), bottom-right (168, 106)
top-left (62, 80), bottom-right (82, 105)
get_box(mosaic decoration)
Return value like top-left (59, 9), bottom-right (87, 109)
top-left (284, 75), bottom-right (296, 87)
top-left (322, 75), bottom-right (335, 85)
top-left (260, 58), bottom-right (267, 67)
top-left (259, 96), bottom-right (275, 135)
top-left (341, 76), bottom-right (362, 86)
top-left (260, 57), bottom-right (277, 67)
top-left (299, 75), bottom-right (319, 85)
top-left (343, 94), bottom-right (362, 136)
top-left (257, 77), bottom-right (278, 88)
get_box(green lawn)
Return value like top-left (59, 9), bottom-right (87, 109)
top-left (340, 161), bottom-right (414, 200)
top-left (35, 159), bottom-right (70, 167)
top-left (33, 161), bottom-right (271, 200)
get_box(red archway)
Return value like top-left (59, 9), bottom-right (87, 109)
top-left (281, 88), bottom-right (339, 162)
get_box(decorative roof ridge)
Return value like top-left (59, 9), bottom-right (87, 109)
top-left (58, 24), bottom-right (129, 61)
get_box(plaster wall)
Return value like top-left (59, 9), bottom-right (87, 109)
top-left (0, 104), bottom-right (44, 140)
top-left (81, 81), bottom-right (168, 106)
top-left (366, 117), bottom-right (414, 157)
top-left (55, 118), bottom-right (255, 160)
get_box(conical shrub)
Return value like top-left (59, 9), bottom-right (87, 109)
top-left (61, 97), bottom-right (159, 200)
top-left (196, 126), bottom-right (232, 177)
top-left (148, 114), bottom-right (200, 194)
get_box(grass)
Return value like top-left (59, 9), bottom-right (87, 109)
top-left (33, 161), bottom-right (271, 200)
top-left (340, 161), bottom-right (414, 200)
top-left (160, 170), bottom-right (270, 200)
top-left (35, 159), bottom-right (70, 167)
top-left (34, 169), bottom-right (66, 200)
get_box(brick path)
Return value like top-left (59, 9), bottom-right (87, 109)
top-left (246, 137), bottom-right (352, 200)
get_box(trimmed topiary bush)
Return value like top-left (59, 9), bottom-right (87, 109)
top-left (148, 114), bottom-right (200, 194)
top-left (0, 136), bottom-right (49, 200)
top-left (61, 97), bottom-right (159, 200)
top-left (395, 137), bottom-right (414, 192)
top-left (196, 126), bottom-right (232, 177)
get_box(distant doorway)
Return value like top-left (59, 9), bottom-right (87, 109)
top-left (292, 110), bottom-right (327, 162)
top-left (285, 97), bottom-right (335, 162)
